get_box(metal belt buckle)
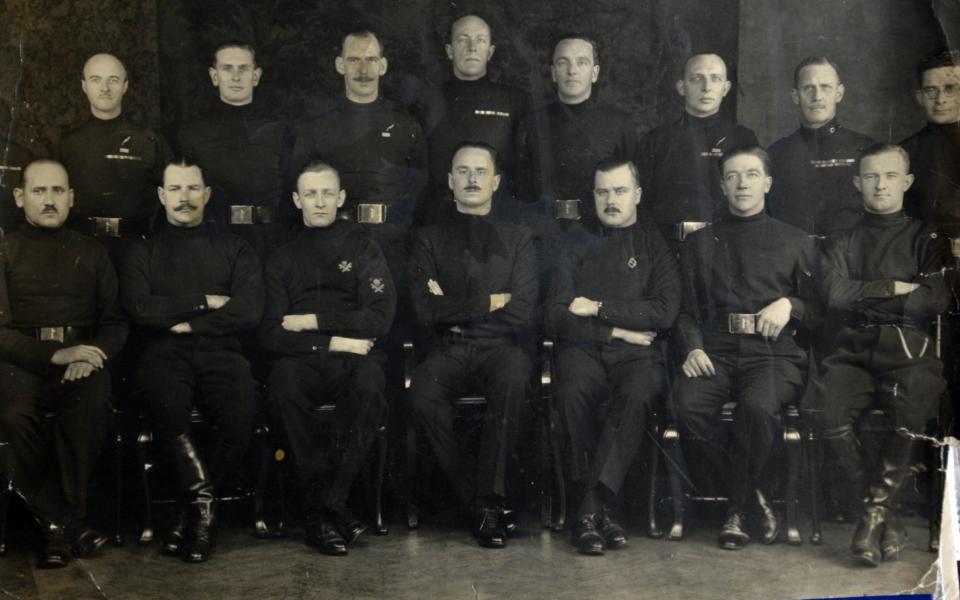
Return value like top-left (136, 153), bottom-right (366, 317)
top-left (255, 205), bottom-right (273, 224)
top-left (357, 203), bottom-right (387, 224)
top-left (230, 205), bottom-right (255, 225)
top-left (91, 217), bottom-right (121, 237)
top-left (39, 327), bottom-right (65, 342)
top-left (678, 221), bottom-right (709, 242)
top-left (727, 313), bottom-right (757, 335)
top-left (555, 199), bottom-right (581, 220)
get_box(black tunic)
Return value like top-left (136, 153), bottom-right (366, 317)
top-left (0, 225), bottom-right (127, 375)
top-left (410, 210), bottom-right (538, 341)
top-left (900, 122), bottom-right (960, 236)
top-left (259, 220), bottom-right (396, 357)
top-left (120, 223), bottom-right (264, 346)
top-left (676, 212), bottom-right (818, 356)
top-left (56, 115), bottom-right (172, 230)
top-left (636, 112), bottom-right (758, 229)
top-left (516, 96), bottom-right (638, 231)
top-left (767, 120), bottom-right (876, 235)
top-left (0, 139), bottom-right (31, 232)
top-left (548, 220), bottom-right (680, 354)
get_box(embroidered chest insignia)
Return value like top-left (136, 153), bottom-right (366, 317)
top-left (370, 278), bottom-right (385, 294)
top-left (627, 257), bottom-right (638, 269)
top-left (381, 123), bottom-right (395, 138)
top-left (339, 261), bottom-right (352, 273)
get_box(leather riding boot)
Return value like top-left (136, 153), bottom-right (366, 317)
top-left (821, 426), bottom-right (881, 564)
top-left (168, 434), bottom-right (217, 563)
top-left (881, 513), bottom-right (908, 561)
top-left (755, 488), bottom-right (780, 545)
top-left (851, 504), bottom-right (887, 567)
top-left (37, 518), bottom-right (70, 568)
top-left (875, 433), bottom-right (921, 561)
top-left (161, 506), bottom-right (188, 556)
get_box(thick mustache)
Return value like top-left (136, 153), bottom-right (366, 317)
top-left (40, 206), bottom-right (59, 214)
top-left (604, 206), bottom-right (620, 214)
top-left (174, 202), bottom-right (198, 211)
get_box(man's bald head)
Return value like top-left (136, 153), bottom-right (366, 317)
top-left (81, 53), bottom-right (129, 120)
top-left (446, 14), bottom-right (495, 81)
top-left (15, 160), bottom-right (73, 229)
top-left (676, 53), bottom-right (731, 118)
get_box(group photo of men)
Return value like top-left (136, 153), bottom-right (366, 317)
top-left (0, 1), bottom-right (957, 598)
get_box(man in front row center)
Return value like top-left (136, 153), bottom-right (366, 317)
top-left (408, 141), bottom-right (538, 549)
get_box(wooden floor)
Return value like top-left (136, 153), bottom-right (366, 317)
top-left (0, 509), bottom-right (940, 600)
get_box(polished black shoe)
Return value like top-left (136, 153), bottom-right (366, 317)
top-left (718, 509), bottom-right (750, 550)
top-left (881, 514), bottom-right (908, 561)
top-left (851, 506), bottom-right (886, 567)
top-left (572, 515), bottom-right (605, 556)
top-left (755, 489), bottom-right (780, 545)
top-left (39, 521), bottom-right (70, 569)
top-left (473, 507), bottom-right (507, 549)
top-left (499, 507), bottom-right (519, 537)
top-left (305, 518), bottom-right (348, 556)
top-left (162, 509), bottom-right (188, 556)
top-left (331, 508), bottom-right (366, 545)
top-left (71, 526), bottom-right (108, 559)
top-left (596, 505), bottom-right (628, 549)
top-left (182, 497), bottom-right (216, 563)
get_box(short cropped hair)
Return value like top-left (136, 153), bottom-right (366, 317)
top-left (552, 33), bottom-right (600, 64)
top-left (211, 41), bottom-right (257, 67)
top-left (719, 145), bottom-right (772, 177)
top-left (295, 159), bottom-right (341, 187)
top-left (858, 142), bottom-right (910, 173)
top-left (21, 159), bottom-right (69, 187)
top-left (341, 30), bottom-right (384, 56)
top-left (916, 47), bottom-right (960, 86)
top-left (594, 157), bottom-right (639, 186)
top-left (163, 156), bottom-right (205, 182)
top-left (450, 140), bottom-right (500, 174)
top-left (793, 56), bottom-right (841, 88)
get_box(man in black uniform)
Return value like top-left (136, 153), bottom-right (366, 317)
top-left (768, 57), bottom-right (876, 235)
top-left (408, 141), bottom-right (538, 548)
top-left (176, 42), bottom-right (291, 258)
top-left (673, 146), bottom-right (819, 550)
top-left (57, 53), bottom-right (171, 260)
top-left (121, 158), bottom-right (263, 563)
top-left (261, 161), bottom-right (395, 556)
top-left (548, 158), bottom-right (679, 555)
top-left (516, 35), bottom-right (637, 240)
top-left (817, 143), bottom-right (952, 567)
top-left (636, 53), bottom-right (757, 248)
top-left (415, 14), bottom-right (529, 223)
top-left (0, 160), bottom-right (127, 567)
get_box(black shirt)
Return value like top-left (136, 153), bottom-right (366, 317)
top-left (819, 211), bottom-right (952, 328)
top-left (259, 220), bottom-right (396, 357)
top-left (516, 96), bottom-right (638, 232)
top-left (548, 219), bottom-right (680, 355)
top-left (0, 225), bottom-right (127, 374)
top-left (0, 139), bottom-right (31, 232)
top-left (57, 114), bottom-right (172, 229)
top-left (768, 120), bottom-right (876, 235)
top-left (676, 212), bottom-right (818, 356)
top-left (121, 223), bottom-right (264, 344)
top-left (291, 97), bottom-right (427, 226)
top-left (900, 122), bottom-right (960, 236)
top-left (636, 112), bottom-right (758, 228)
top-left (410, 210), bottom-right (538, 341)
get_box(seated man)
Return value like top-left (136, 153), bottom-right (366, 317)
top-left (260, 160), bottom-right (396, 556)
top-left (817, 143), bottom-right (952, 567)
top-left (121, 158), bottom-right (264, 563)
top-left (673, 146), bottom-right (819, 550)
top-left (408, 141), bottom-right (538, 549)
top-left (548, 158), bottom-right (680, 555)
top-left (0, 160), bottom-right (127, 567)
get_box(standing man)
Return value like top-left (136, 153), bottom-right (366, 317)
top-left (818, 143), bottom-right (952, 567)
top-left (673, 146), bottom-right (819, 550)
top-left (415, 14), bottom-right (529, 223)
top-left (121, 158), bottom-right (263, 563)
top-left (767, 57), bottom-right (876, 235)
top-left (57, 53), bottom-right (171, 260)
top-left (177, 42), bottom-right (292, 258)
top-left (636, 53), bottom-right (757, 247)
top-left (516, 34), bottom-right (638, 237)
top-left (548, 158), bottom-right (679, 555)
top-left (0, 160), bottom-right (127, 567)
top-left (261, 161), bottom-right (395, 556)
top-left (407, 141), bottom-right (538, 549)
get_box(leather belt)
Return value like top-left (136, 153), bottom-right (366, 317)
top-left (718, 313), bottom-right (796, 336)
top-left (339, 204), bottom-right (390, 224)
top-left (675, 221), bottom-right (709, 242)
top-left (16, 326), bottom-right (93, 343)
top-left (88, 217), bottom-right (145, 238)
top-left (554, 199), bottom-right (581, 221)
top-left (229, 205), bottom-right (273, 225)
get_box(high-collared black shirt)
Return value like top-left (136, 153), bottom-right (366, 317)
top-left (0, 224), bottom-right (127, 374)
top-left (901, 121), bottom-right (960, 236)
top-left (259, 220), bottom-right (395, 357)
top-left (768, 119), bottom-right (876, 235)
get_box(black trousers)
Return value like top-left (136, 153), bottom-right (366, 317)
top-left (817, 325), bottom-right (945, 432)
top-left (136, 339), bottom-right (256, 452)
top-left (556, 344), bottom-right (664, 495)
top-left (408, 337), bottom-right (531, 503)
top-left (269, 351), bottom-right (386, 512)
top-left (673, 335), bottom-right (805, 505)
top-left (0, 361), bottom-right (111, 523)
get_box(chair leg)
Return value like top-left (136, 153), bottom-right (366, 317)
top-left (646, 420), bottom-right (663, 539)
top-left (253, 426), bottom-right (271, 539)
top-left (806, 426), bottom-right (822, 545)
top-left (663, 426), bottom-right (684, 540)
top-left (406, 417), bottom-right (418, 530)
top-left (784, 427), bottom-right (802, 545)
top-left (113, 428), bottom-right (125, 546)
top-left (539, 417), bottom-right (553, 529)
top-left (375, 425), bottom-right (388, 535)
top-left (548, 407), bottom-right (566, 532)
top-left (135, 431), bottom-right (154, 544)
